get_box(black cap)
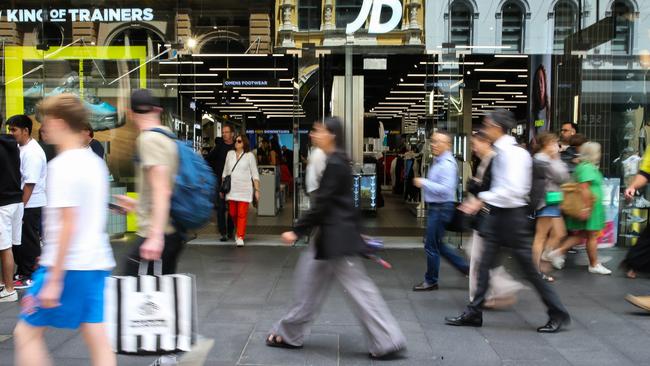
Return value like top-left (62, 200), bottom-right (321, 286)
top-left (131, 89), bottom-right (160, 114)
top-left (487, 109), bottom-right (517, 131)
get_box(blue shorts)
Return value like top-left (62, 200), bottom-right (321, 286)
top-left (20, 267), bottom-right (110, 329)
top-left (536, 205), bottom-right (562, 218)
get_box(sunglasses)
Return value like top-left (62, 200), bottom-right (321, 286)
top-left (236, 139), bottom-right (243, 143)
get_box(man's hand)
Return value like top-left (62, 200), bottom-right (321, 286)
top-left (140, 235), bottom-right (164, 260)
top-left (459, 197), bottom-right (484, 215)
top-left (281, 231), bottom-right (298, 245)
top-left (625, 186), bottom-right (637, 201)
top-left (39, 279), bottom-right (63, 308)
top-left (413, 178), bottom-right (425, 188)
top-left (114, 195), bottom-right (137, 213)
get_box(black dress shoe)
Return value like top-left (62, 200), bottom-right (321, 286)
top-left (413, 282), bottom-right (438, 291)
top-left (537, 315), bottom-right (570, 333)
top-left (445, 311), bottom-right (483, 327)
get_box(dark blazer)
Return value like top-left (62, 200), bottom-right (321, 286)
top-left (293, 150), bottom-right (365, 260)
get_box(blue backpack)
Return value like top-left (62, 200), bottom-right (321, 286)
top-left (150, 128), bottom-right (216, 230)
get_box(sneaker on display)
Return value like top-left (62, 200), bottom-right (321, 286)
top-left (13, 277), bottom-right (33, 290)
top-left (588, 263), bottom-right (612, 275)
top-left (0, 288), bottom-right (18, 302)
top-left (634, 197), bottom-right (650, 208)
top-left (627, 215), bottom-right (647, 224)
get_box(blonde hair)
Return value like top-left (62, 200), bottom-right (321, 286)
top-left (38, 93), bottom-right (90, 132)
top-left (579, 141), bottom-right (601, 166)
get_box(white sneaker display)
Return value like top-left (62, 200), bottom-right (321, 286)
top-left (634, 196), bottom-right (650, 208)
top-left (0, 288), bottom-right (18, 302)
top-left (236, 238), bottom-right (245, 247)
top-left (588, 263), bottom-right (612, 275)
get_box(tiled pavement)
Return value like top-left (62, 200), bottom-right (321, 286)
top-left (0, 242), bottom-right (649, 366)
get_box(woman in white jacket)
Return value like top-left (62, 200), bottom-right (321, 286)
top-left (222, 135), bottom-right (260, 246)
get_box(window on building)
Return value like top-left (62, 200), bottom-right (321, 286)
top-left (450, 1), bottom-right (473, 47)
top-left (298, 0), bottom-right (322, 31)
top-left (553, 0), bottom-right (578, 53)
top-left (501, 1), bottom-right (524, 53)
top-left (611, 1), bottom-right (633, 54)
top-left (336, 0), bottom-right (364, 30)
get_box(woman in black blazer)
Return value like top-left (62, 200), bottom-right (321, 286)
top-left (267, 118), bottom-right (406, 359)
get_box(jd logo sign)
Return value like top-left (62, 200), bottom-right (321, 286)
top-left (346, 0), bottom-right (402, 35)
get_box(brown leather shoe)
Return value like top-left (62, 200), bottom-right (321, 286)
top-left (625, 294), bottom-right (650, 312)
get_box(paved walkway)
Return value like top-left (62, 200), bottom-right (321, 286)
top-left (0, 242), bottom-right (649, 365)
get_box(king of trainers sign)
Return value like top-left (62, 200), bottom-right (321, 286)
top-left (0, 8), bottom-right (154, 23)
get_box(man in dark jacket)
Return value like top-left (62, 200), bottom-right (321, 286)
top-left (205, 125), bottom-right (236, 241)
top-left (0, 131), bottom-right (22, 301)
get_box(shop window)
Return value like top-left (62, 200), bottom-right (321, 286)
top-left (553, 0), bottom-right (578, 53)
top-left (298, 0), bottom-right (322, 31)
top-left (37, 22), bottom-right (65, 48)
top-left (450, 0), bottom-right (473, 47)
top-left (501, 1), bottom-right (524, 53)
top-left (336, 0), bottom-right (364, 30)
top-left (611, 1), bottom-right (633, 54)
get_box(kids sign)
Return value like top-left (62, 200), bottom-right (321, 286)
top-left (0, 8), bottom-right (154, 23)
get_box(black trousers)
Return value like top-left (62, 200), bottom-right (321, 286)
top-left (468, 206), bottom-right (569, 319)
top-left (216, 189), bottom-right (234, 237)
top-left (124, 232), bottom-right (185, 275)
top-left (13, 207), bottom-right (42, 278)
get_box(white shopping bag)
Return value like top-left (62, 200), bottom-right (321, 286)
top-left (105, 261), bottom-right (198, 355)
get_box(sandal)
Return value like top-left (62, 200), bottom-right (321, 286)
top-left (541, 273), bottom-right (555, 283)
top-left (266, 334), bottom-right (302, 349)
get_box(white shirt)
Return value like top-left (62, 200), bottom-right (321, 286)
top-left (478, 135), bottom-right (531, 208)
top-left (40, 149), bottom-right (115, 270)
top-left (19, 139), bottom-right (47, 208)
top-left (222, 151), bottom-right (260, 203)
top-left (306, 147), bottom-right (327, 193)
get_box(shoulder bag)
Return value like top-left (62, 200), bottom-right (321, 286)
top-left (220, 152), bottom-right (245, 194)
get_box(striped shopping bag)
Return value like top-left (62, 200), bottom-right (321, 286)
top-left (104, 261), bottom-right (198, 355)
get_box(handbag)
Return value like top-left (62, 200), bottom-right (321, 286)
top-left (104, 261), bottom-right (197, 355)
top-left (446, 204), bottom-right (474, 233)
top-left (560, 182), bottom-right (595, 219)
top-left (220, 153), bottom-right (245, 194)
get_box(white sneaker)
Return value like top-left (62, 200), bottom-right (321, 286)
top-left (548, 250), bottom-right (566, 270)
top-left (541, 250), bottom-right (552, 262)
top-left (589, 263), bottom-right (612, 275)
top-left (236, 238), bottom-right (245, 247)
top-left (0, 288), bottom-right (18, 302)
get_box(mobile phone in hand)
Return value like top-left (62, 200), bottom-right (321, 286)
top-left (108, 202), bottom-right (127, 215)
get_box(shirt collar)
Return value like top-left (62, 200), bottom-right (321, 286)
top-left (493, 134), bottom-right (516, 149)
top-left (436, 150), bottom-right (453, 162)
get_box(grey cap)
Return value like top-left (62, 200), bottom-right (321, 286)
top-left (131, 89), bottom-right (161, 114)
top-left (487, 109), bottom-right (517, 131)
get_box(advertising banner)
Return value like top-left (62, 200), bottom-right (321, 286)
top-left (528, 54), bottom-right (553, 145)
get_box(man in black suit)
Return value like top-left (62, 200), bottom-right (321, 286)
top-left (205, 125), bottom-right (236, 241)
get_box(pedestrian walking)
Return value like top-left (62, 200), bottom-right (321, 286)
top-left (115, 89), bottom-right (183, 275)
top-left (412, 131), bottom-right (469, 291)
top-left (222, 135), bottom-right (260, 247)
top-left (205, 124), bottom-right (235, 241)
top-left (0, 130), bottom-right (23, 302)
top-left (547, 142), bottom-right (612, 275)
top-left (466, 130), bottom-right (524, 307)
top-left (13, 94), bottom-right (116, 366)
top-left (267, 118), bottom-right (406, 359)
top-left (7, 114), bottom-right (47, 290)
top-left (445, 109), bottom-right (570, 333)
top-left (530, 132), bottom-right (570, 282)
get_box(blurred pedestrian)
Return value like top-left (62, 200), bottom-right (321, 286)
top-left (14, 94), bottom-right (116, 366)
top-left (530, 132), bottom-right (570, 282)
top-left (445, 109), bottom-right (570, 333)
top-left (412, 131), bottom-right (468, 291)
top-left (547, 142), bottom-right (611, 275)
top-left (37, 128), bottom-right (56, 162)
top-left (267, 118), bottom-right (406, 359)
top-left (0, 128), bottom-right (22, 302)
top-left (466, 130), bottom-right (524, 308)
top-left (116, 89), bottom-right (182, 275)
top-left (222, 135), bottom-right (260, 247)
top-left (205, 124), bottom-right (235, 242)
top-left (81, 125), bottom-right (104, 159)
top-left (8, 114), bottom-right (47, 290)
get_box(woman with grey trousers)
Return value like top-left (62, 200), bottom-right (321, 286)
top-left (266, 118), bottom-right (406, 359)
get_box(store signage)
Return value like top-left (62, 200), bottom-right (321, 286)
top-left (223, 80), bottom-right (269, 87)
top-left (0, 8), bottom-right (154, 23)
top-left (346, 0), bottom-right (402, 34)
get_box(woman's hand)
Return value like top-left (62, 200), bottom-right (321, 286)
top-left (578, 208), bottom-right (591, 221)
top-left (281, 231), bottom-right (298, 245)
top-left (625, 186), bottom-right (637, 201)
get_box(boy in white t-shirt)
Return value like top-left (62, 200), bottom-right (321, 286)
top-left (13, 94), bottom-right (116, 366)
top-left (7, 114), bottom-right (47, 289)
